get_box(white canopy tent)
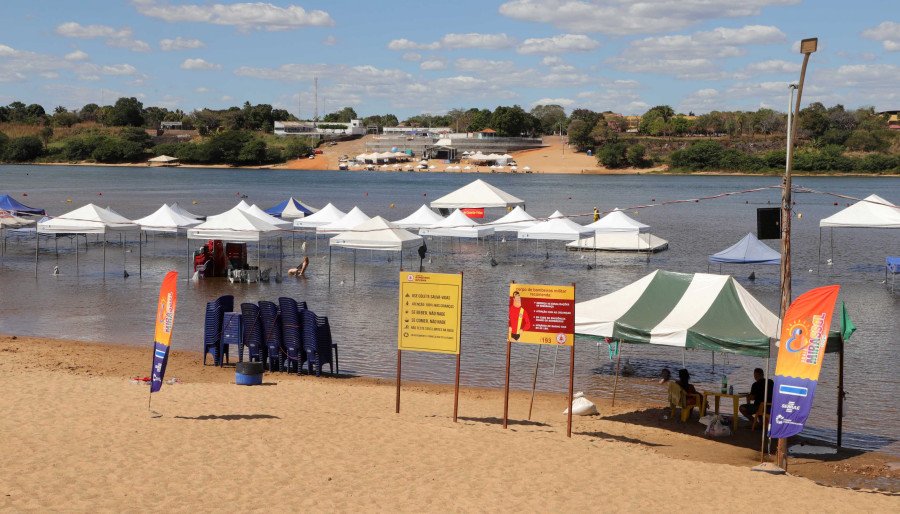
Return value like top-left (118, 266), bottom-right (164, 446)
top-left (584, 208), bottom-right (649, 233)
top-left (317, 206), bottom-right (371, 235)
top-left (133, 204), bottom-right (203, 276)
top-left (169, 202), bottom-right (202, 220)
top-left (517, 211), bottom-right (592, 241)
top-left (567, 232), bottom-right (669, 252)
top-left (420, 209), bottom-right (495, 239)
top-left (293, 203), bottom-right (346, 228)
top-left (430, 179), bottom-right (525, 210)
top-left (240, 203), bottom-right (293, 229)
top-left (0, 210), bottom-right (35, 266)
top-left (392, 204), bottom-right (445, 230)
top-left (36, 204), bottom-right (138, 276)
top-left (818, 194), bottom-right (900, 267)
top-left (147, 155), bottom-right (179, 166)
top-left (490, 206), bottom-right (537, 232)
top-left (327, 216), bottom-right (423, 286)
top-left (187, 208), bottom-right (285, 280)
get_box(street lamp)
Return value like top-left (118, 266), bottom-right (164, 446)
top-left (776, 36), bottom-right (817, 471)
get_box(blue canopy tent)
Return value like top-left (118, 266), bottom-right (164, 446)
top-left (707, 232), bottom-right (780, 272)
top-left (263, 197), bottom-right (317, 220)
top-left (0, 194), bottom-right (45, 216)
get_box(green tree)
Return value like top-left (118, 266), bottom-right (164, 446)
top-left (322, 106), bottom-right (358, 123)
top-left (3, 136), bottom-right (44, 161)
top-left (530, 104), bottom-right (567, 135)
top-left (79, 103), bottom-right (101, 123)
top-left (489, 105), bottom-right (530, 137)
top-left (798, 102), bottom-right (829, 139)
top-left (589, 118), bottom-right (617, 147)
top-left (597, 142), bottom-right (628, 168)
top-left (102, 97), bottom-right (145, 127)
top-left (567, 118), bottom-right (594, 152)
top-left (626, 144), bottom-right (649, 167)
top-left (119, 127), bottom-right (153, 149)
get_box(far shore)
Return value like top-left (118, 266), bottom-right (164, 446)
top-left (11, 160), bottom-right (899, 178)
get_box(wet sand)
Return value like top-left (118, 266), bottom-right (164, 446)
top-left (1, 334), bottom-right (897, 511)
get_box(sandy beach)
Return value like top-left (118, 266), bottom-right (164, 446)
top-left (1, 334), bottom-right (896, 512)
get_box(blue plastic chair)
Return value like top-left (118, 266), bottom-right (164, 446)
top-left (240, 303), bottom-right (263, 362)
top-left (278, 297), bottom-right (306, 374)
top-left (301, 309), bottom-right (336, 376)
top-left (202, 300), bottom-right (223, 366)
top-left (259, 301), bottom-right (283, 372)
top-left (221, 312), bottom-right (242, 365)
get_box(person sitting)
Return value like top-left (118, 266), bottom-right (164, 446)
top-left (659, 368), bottom-right (671, 384)
top-left (676, 368), bottom-right (702, 407)
top-left (740, 368), bottom-right (774, 420)
top-left (288, 256), bottom-right (310, 277)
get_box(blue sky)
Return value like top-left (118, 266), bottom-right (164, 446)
top-left (0, 1), bottom-right (897, 118)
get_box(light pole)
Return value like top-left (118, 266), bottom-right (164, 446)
top-left (776, 37), bottom-right (817, 471)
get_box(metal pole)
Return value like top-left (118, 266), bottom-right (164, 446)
top-left (760, 355), bottom-right (771, 461)
top-left (611, 350), bottom-right (621, 407)
top-left (139, 230), bottom-right (142, 277)
top-left (328, 245), bottom-right (332, 288)
top-left (34, 230), bottom-right (39, 277)
top-left (503, 340), bottom-right (511, 429)
top-left (395, 349), bottom-right (402, 413)
top-left (777, 49), bottom-right (813, 471)
top-left (103, 233), bottom-right (107, 276)
top-left (528, 345), bottom-right (542, 420)
top-left (567, 337), bottom-right (575, 438)
top-left (837, 346), bottom-right (845, 448)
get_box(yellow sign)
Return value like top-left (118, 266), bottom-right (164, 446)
top-left (508, 283), bottom-right (575, 346)
top-left (398, 272), bottom-right (463, 354)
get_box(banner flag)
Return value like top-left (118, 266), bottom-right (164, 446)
top-left (150, 271), bottom-right (178, 394)
top-left (839, 301), bottom-right (856, 342)
top-left (769, 285), bottom-right (839, 439)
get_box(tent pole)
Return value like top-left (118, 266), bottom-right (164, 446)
top-left (122, 233), bottom-right (126, 276)
top-left (817, 227), bottom-right (822, 274)
top-left (611, 349), bottom-right (622, 407)
top-left (682, 348), bottom-right (685, 368)
top-left (399, 250), bottom-right (402, 271)
top-left (760, 355), bottom-right (771, 461)
top-left (55, 236), bottom-right (58, 259)
top-left (328, 245), bottom-right (332, 288)
top-left (34, 230), bottom-right (39, 278)
top-left (829, 228), bottom-right (834, 268)
top-left (186, 234), bottom-right (190, 281)
top-left (103, 233), bottom-right (107, 277)
top-left (139, 230), bottom-right (142, 278)
top-left (837, 345), bottom-right (845, 448)
top-left (353, 249), bottom-right (356, 284)
top-left (712, 351), bottom-right (715, 373)
top-left (75, 235), bottom-right (78, 275)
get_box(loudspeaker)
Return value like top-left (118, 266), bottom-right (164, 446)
top-left (757, 208), bottom-right (781, 240)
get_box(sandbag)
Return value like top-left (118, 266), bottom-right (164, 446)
top-left (704, 415), bottom-right (732, 437)
top-left (563, 392), bottom-right (598, 416)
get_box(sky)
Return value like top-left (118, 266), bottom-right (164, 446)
top-left (0, 0), bottom-right (897, 119)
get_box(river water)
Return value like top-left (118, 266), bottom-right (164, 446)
top-left (0, 165), bottom-right (897, 454)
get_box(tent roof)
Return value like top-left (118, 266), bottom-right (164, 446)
top-left (420, 209), bottom-right (495, 238)
top-left (575, 270), bottom-right (779, 357)
top-left (169, 202), bottom-right (201, 220)
top-left (37, 203), bottom-right (136, 234)
top-left (430, 179), bottom-right (524, 209)
top-left (518, 211), bottom-right (591, 241)
top-left (585, 208), bottom-right (649, 233)
top-left (0, 194), bottom-right (45, 216)
top-left (709, 233), bottom-right (780, 264)
top-left (241, 203), bottom-right (293, 228)
top-left (0, 209), bottom-right (35, 228)
top-left (293, 203), bottom-right (346, 228)
top-left (567, 232), bottom-right (669, 252)
top-left (317, 206), bottom-right (371, 234)
top-left (188, 208), bottom-right (283, 242)
top-left (133, 204), bottom-right (201, 233)
top-left (148, 155), bottom-right (178, 163)
top-left (330, 216), bottom-right (423, 251)
top-left (393, 204), bottom-right (445, 229)
top-left (491, 205), bottom-right (537, 232)
top-left (264, 197), bottom-right (317, 219)
top-left (819, 194), bottom-right (900, 228)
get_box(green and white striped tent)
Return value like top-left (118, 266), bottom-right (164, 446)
top-left (575, 270), bottom-right (779, 357)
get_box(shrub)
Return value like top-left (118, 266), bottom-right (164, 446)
top-left (90, 137), bottom-right (144, 163)
top-left (626, 144), bottom-right (649, 167)
top-left (598, 142), bottom-right (628, 168)
top-left (669, 140), bottom-right (725, 170)
top-left (3, 136), bottom-right (44, 161)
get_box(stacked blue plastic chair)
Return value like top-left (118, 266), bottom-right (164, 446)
top-left (240, 303), bottom-right (263, 362)
top-left (278, 297), bottom-right (305, 374)
top-left (316, 315), bottom-right (338, 375)
top-left (202, 299), bottom-right (224, 365)
top-left (221, 312), bottom-right (242, 365)
top-left (301, 309), bottom-right (335, 376)
top-left (258, 300), bottom-right (283, 372)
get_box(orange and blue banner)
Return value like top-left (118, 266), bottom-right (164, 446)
top-left (150, 271), bottom-right (178, 393)
top-left (769, 285), bottom-right (839, 438)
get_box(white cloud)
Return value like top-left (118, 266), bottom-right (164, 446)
top-left (455, 58), bottom-right (516, 73)
top-left (180, 58), bottom-right (222, 70)
top-left (160, 37), bottom-right (205, 51)
top-left (743, 59), bottom-right (800, 74)
top-left (65, 50), bottom-right (90, 61)
top-left (221, 95), bottom-right (233, 102)
top-left (420, 60), bottom-right (446, 70)
top-left (678, 88), bottom-right (723, 112)
top-left (531, 97), bottom-right (575, 107)
top-left (387, 33), bottom-right (515, 51)
top-left (402, 52), bottom-right (422, 62)
top-left (862, 21), bottom-right (900, 52)
top-left (235, 63), bottom-right (411, 86)
top-left (541, 56), bottom-right (563, 66)
top-left (517, 34), bottom-right (599, 54)
top-left (611, 25), bottom-right (785, 78)
top-left (102, 64), bottom-right (137, 75)
top-left (322, 35), bottom-right (337, 46)
top-left (499, 0), bottom-right (799, 36)
top-left (195, 86), bottom-right (210, 93)
top-left (133, 0), bottom-right (334, 31)
top-left (0, 44), bottom-right (72, 82)
top-left (55, 22), bottom-right (149, 52)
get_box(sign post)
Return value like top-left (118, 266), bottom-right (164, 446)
top-left (397, 271), bottom-right (463, 421)
top-left (504, 282), bottom-right (576, 437)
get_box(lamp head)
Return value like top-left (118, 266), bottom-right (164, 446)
top-left (800, 37), bottom-right (818, 54)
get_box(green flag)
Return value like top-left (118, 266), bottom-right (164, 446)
top-left (840, 301), bottom-right (856, 342)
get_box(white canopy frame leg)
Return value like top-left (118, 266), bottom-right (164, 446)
top-left (138, 230), bottom-right (142, 278)
top-left (103, 233), bottom-right (107, 278)
top-left (186, 233), bottom-right (191, 281)
top-left (34, 232), bottom-right (39, 278)
top-left (816, 227), bottom-right (822, 274)
top-left (75, 234), bottom-right (79, 276)
top-left (327, 245), bottom-right (332, 288)
top-left (122, 233), bottom-right (126, 276)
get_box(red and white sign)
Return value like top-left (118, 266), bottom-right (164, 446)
top-left (460, 208), bottom-right (484, 219)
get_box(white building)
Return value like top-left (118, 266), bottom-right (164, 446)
top-left (274, 120), bottom-right (366, 137)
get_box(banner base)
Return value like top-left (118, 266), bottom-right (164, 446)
top-left (751, 462), bottom-right (786, 475)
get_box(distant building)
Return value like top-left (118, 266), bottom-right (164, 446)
top-left (274, 119), bottom-right (366, 137)
top-left (160, 121), bottom-right (183, 130)
top-left (382, 126), bottom-right (451, 136)
top-left (879, 110), bottom-right (900, 130)
top-left (365, 130), bottom-right (543, 158)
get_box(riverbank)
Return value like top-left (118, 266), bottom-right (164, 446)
top-left (1, 334), bottom-right (896, 511)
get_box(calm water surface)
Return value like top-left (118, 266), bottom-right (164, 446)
top-left (1, 165), bottom-right (897, 454)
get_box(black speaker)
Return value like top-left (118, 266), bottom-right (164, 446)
top-left (757, 208), bottom-right (781, 240)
